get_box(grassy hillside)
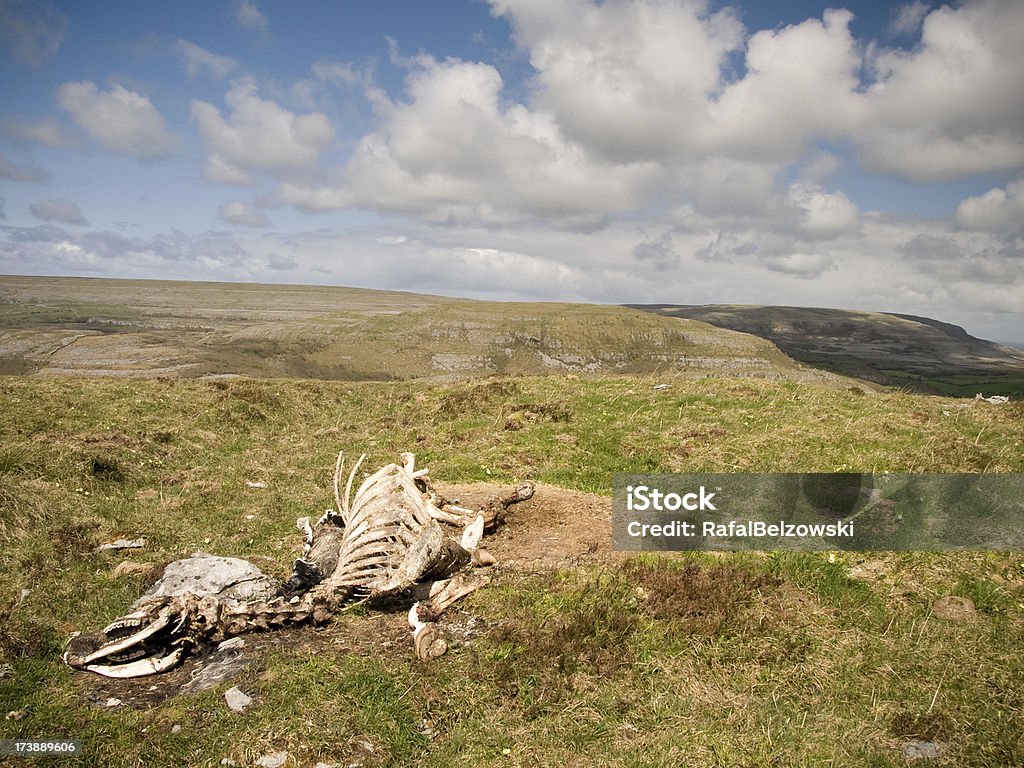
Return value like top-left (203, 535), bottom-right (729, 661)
top-left (633, 304), bottom-right (1024, 397)
top-left (0, 276), bottom-right (840, 385)
top-left (1, 374), bottom-right (1022, 767)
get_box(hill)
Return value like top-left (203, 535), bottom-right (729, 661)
top-left (0, 373), bottom-right (1022, 766)
top-left (0, 276), bottom-right (837, 385)
top-left (631, 304), bottom-right (1024, 397)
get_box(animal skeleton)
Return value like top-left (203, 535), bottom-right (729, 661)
top-left (64, 452), bottom-right (533, 678)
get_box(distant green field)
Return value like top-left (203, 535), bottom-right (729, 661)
top-left (1, 374), bottom-right (1022, 767)
top-left (878, 369), bottom-right (1024, 398)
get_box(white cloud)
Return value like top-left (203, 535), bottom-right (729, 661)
top-left (202, 154), bottom-right (256, 187)
top-left (280, 55), bottom-right (660, 226)
top-left (0, 117), bottom-right (76, 148)
top-left (218, 200), bottom-right (271, 228)
top-left (56, 81), bottom-right (181, 160)
top-left (235, 0), bottom-right (269, 40)
top-left (708, 9), bottom-right (864, 161)
top-left (0, 150), bottom-right (50, 183)
top-left (175, 39), bottom-right (238, 80)
top-left (677, 158), bottom-right (779, 217)
top-left (312, 60), bottom-right (368, 88)
top-left (889, 2), bottom-right (931, 36)
top-left (759, 251), bottom-right (835, 279)
top-left (492, 0), bottom-right (744, 163)
top-left (862, 0), bottom-right (1024, 181)
top-left (956, 179), bottom-right (1024, 235)
top-left (192, 79), bottom-right (335, 181)
top-left (270, 0), bottom-right (1022, 238)
top-left (30, 197), bottom-right (88, 225)
top-left (492, 0), bottom-right (1024, 184)
top-left (786, 182), bottom-right (859, 239)
top-left (797, 150), bottom-right (844, 184)
top-left (0, 0), bottom-right (67, 66)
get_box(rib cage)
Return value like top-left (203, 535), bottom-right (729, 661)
top-left (323, 454), bottom-right (445, 595)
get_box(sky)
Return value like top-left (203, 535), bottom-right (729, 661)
top-left (0, 0), bottom-right (1022, 342)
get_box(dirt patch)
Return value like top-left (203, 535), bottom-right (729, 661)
top-left (436, 481), bottom-right (616, 570)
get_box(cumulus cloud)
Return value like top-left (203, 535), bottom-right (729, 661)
top-left (493, 0), bottom-right (744, 163)
top-left (262, 0), bottom-right (1022, 238)
top-left (30, 197), bottom-right (89, 225)
top-left (56, 81), bottom-right (181, 160)
top-left (758, 251), bottom-right (834, 279)
top-left (862, 0), bottom-right (1024, 181)
top-left (786, 182), bottom-right (859, 238)
top-left (0, 0), bottom-right (67, 66)
top-left (956, 179), bottom-right (1024, 235)
top-left (0, 117), bottom-right (76, 148)
top-left (0, 150), bottom-right (51, 183)
top-left (175, 39), bottom-right (238, 80)
top-left (235, 0), bottom-right (269, 40)
top-left (218, 200), bottom-right (271, 228)
top-left (493, 0), bottom-right (1024, 184)
top-left (192, 79), bottom-right (335, 181)
top-left (279, 54), bottom-right (660, 226)
top-left (709, 9), bottom-right (863, 161)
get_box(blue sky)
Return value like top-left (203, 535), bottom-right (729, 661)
top-left (1, 0), bottom-right (1022, 341)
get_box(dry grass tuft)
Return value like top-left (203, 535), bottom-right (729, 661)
top-left (623, 559), bottom-right (780, 634)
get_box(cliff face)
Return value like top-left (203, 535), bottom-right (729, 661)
top-left (631, 304), bottom-right (1024, 397)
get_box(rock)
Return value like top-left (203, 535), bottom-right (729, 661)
top-left (217, 637), bottom-right (246, 651)
top-left (932, 595), bottom-right (977, 621)
top-left (974, 394), bottom-right (1009, 404)
top-left (170, 724), bottom-right (182, 735)
top-left (95, 538), bottom-right (146, 553)
top-left (255, 751), bottom-right (289, 768)
top-left (903, 740), bottom-right (945, 761)
top-left (246, 481), bottom-right (268, 489)
top-left (181, 647), bottom-right (251, 694)
top-left (224, 686), bottom-right (253, 713)
top-left (133, 555), bottom-right (276, 608)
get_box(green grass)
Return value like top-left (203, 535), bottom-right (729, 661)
top-left (1, 374), bottom-right (1022, 766)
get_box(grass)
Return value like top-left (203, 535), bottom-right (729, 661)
top-left (0, 373), bottom-right (1022, 766)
